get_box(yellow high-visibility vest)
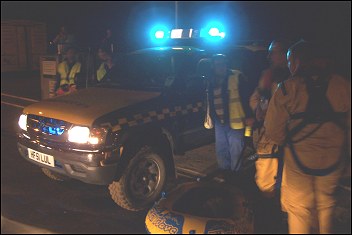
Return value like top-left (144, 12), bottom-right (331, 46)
top-left (228, 70), bottom-right (246, 129)
top-left (210, 70), bottom-right (246, 130)
top-left (57, 61), bottom-right (81, 86)
top-left (97, 63), bottom-right (107, 82)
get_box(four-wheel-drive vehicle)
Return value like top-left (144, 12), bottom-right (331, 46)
top-left (17, 43), bottom-right (267, 211)
top-left (17, 46), bottom-right (214, 211)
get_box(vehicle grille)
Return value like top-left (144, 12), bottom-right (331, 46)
top-left (26, 114), bottom-right (72, 143)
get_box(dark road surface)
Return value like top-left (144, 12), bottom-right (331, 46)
top-left (1, 72), bottom-right (350, 234)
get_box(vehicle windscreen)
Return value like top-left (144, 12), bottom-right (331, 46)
top-left (95, 48), bottom-right (209, 91)
top-left (98, 52), bottom-right (173, 91)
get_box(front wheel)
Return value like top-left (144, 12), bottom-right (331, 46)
top-left (108, 146), bottom-right (167, 211)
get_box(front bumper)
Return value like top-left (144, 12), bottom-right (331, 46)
top-left (17, 134), bottom-right (118, 185)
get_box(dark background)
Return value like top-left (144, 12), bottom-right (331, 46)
top-left (2, 1), bottom-right (351, 74)
top-left (2, 2), bottom-right (350, 46)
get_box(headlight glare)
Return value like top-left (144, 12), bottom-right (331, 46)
top-left (68, 126), bottom-right (90, 143)
top-left (18, 114), bottom-right (27, 131)
top-left (68, 126), bottom-right (108, 145)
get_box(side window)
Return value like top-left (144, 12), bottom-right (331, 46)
top-left (124, 53), bottom-right (172, 88)
top-left (146, 55), bottom-right (173, 86)
top-left (173, 53), bottom-right (206, 93)
top-left (185, 75), bottom-right (205, 96)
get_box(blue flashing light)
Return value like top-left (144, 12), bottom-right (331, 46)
top-left (200, 22), bottom-right (226, 40)
top-left (57, 128), bottom-right (65, 135)
top-left (150, 25), bottom-right (169, 43)
top-left (155, 30), bottom-right (165, 39)
top-left (47, 126), bottom-right (65, 135)
top-left (208, 28), bottom-right (220, 36)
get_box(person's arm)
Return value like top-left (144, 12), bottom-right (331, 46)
top-left (54, 73), bottom-right (61, 91)
top-left (249, 87), bottom-right (261, 112)
top-left (53, 35), bottom-right (59, 44)
top-left (238, 73), bottom-right (254, 119)
top-left (250, 69), bottom-right (273, 123)
top-left (72, 62), bottom-right (82, 88)
top-left (263, 83), bottom-right (290, 145)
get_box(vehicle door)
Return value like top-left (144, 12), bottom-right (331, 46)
top-left (170, 52), bottom-right (214, 150)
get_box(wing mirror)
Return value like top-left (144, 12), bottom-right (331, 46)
top-left (196, 58), bottom-right (212, 79)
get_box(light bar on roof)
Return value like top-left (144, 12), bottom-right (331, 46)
top-left (170, 29), bottom-right (198, 39)
top-left (171, 29), bottom-right (183, 39)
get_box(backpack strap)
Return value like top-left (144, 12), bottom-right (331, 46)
top-left (288, 76), bottom-right (346, 140)
top-left (285, 75), bottom-right (346, 176)
top-left (287, 139), bottom-right (343, 176)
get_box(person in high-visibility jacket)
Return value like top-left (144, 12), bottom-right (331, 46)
top-left (205, 54), bottom-right (254, 174)
top-left (96, 46), bottom-right (116, 83)
top-left (55, 47), bottom-right (81, 96)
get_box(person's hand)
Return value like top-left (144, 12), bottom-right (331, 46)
top-left (106, 60), bottom-right (114, 69)
top-left (245, 117), bottom-right (255, 127)
top-left (56, 88), bottom-right (65, 96)
top-left (69, 84), bottom-right (77, 92)
top-left (255, 107), bottom-right (266, 121)
top-left (61, 84), bottom-right (69, 92)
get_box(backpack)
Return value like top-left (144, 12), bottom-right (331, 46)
top-left (281, 75), bottom-right (347, 176)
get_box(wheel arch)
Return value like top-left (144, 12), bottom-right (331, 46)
top-left (113, 125), bottom-right (176, 182)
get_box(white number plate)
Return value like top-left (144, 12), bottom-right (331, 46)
top-left (28, 148), bottom-right (55, 167)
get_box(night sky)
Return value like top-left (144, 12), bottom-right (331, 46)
top-left (2, 1), bottom-right (351, 55)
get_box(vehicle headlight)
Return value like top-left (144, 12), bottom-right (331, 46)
top-left (68, 126), bottom-right (90, 143)
top-left (68, 126), bottom-right (108, 145)
top-left (18, 114), bottom-right (27, 131)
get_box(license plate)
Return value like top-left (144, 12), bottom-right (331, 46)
top-left (28, 148), bottom-right (55, 167)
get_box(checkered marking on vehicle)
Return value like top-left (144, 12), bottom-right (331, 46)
top-left (112, 102), bottom-right (203, 131)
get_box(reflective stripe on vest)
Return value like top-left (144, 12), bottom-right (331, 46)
top-left (97, 63), bottom-right (107, 82)
top-left (213, 87), bottom-right (225, 123)
top-left (58, 61), bottom-right (81, 86)
top-left (228, 70), bottom-right (246, 129)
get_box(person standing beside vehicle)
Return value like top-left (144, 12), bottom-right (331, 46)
top-left (250, 39), bottom-right (291, 197)
top-left (204, 54), bottom-right (254, 176)
top-left (263, 40), bottom-right (350, 234)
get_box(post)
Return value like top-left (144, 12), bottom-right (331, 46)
top-left (175, 1), bottom-right (178, 28)
top-left (86, 47), bottom-right (91, 89)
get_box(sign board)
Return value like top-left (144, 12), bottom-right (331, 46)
top-left (40, 55), bottom-right (58, 100)
top-left (42, 60), bottom-right (57, 75)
